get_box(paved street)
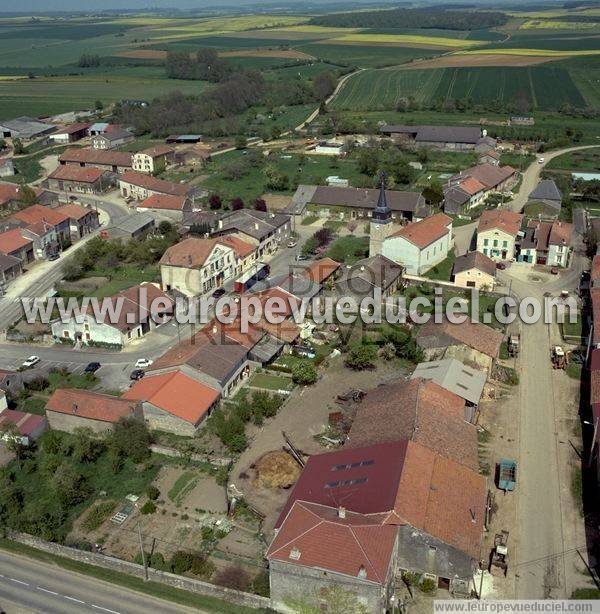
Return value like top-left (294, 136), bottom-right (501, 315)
top-left (0, 550), bottom-right (207, 614)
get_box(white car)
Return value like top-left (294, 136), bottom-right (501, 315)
top-left (287, 240), bottom-right (298, 248)
top-left (134, 358), bottom-right (153, 369)
top-left (22, 355), bottom-right (40, 368)
top-left (538, 157), bottom-right (545, 164)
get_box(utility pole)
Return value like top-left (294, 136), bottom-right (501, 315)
top-left (137, 523), bottom-right (148, 581)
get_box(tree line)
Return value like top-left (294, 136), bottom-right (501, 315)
top-left (309, 7), bottom-right (508, 30)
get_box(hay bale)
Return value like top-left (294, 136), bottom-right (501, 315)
top-left (254, 451), bottom-right (301, 489)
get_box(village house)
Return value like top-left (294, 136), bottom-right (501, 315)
top-left (411, 358), bottom-right (487, 413)
top-left (0, 408), bottom-right (47, 447)
top-left (443, 163), bottom-right (518, 215)
top-left (45, 388), bottom-right (143, 435)
top-left (525, 179), bottom-right (562, 218)
top-left (416, 318), bottom-right (504, 373)
top-left (137, 194), bottom-right (193, 221)
top-left (132, 145), bottom-right (174, 175)
top-left (47, 166), bottom-right (110, 195)
top-left (0, 253), bottom-right (23, 285)
top-left (0, 369), bottom-right (23, 402)
top-left (55, 203), bottom-right (100, 240)
top-left (452, 251), bottom-right (497, 289)
top-left (10, 204), bottom-right (72, 253)
top-left (518, 220), bottom-right (573, 268)
top-left (300, 257), bottom-right (341, 287)
top-left (148, 320), bottom-right (265, 397)
top-left (380, 124), bottom-right (489, 151)
top-left (52, 282), bottom-right (173, 347)
top-left (48, 123), bottom-right (89, 145)
top-left (268, 439), bottom-right (486, 610)
top-left (476, 210), bottom-right (524, 261)
top-left (119, 171), bottom-right (192, 201)
top-left (0, 158), bottom-right (15, 178)
top-left (58, 148), bottom-right (133, 174)
top-left (91, 128), bottom-right (134, 150)
top-left (211, 209), bottom-right (291, 258)
top-left (477, 150), bottom-right (500, 166)
top-left (105, 212), bottom-right (155, 241)
top-left (288, 184), bottom-right (430, 222)
top-left (123, 369), bottom-right (220, 436)
top-left (0, 182), bottom-right (42, 213)
top-left (160, 236), bottom-right (256, 297)
top-left (381, 212), bottom-right (453, 275)
top-left (0, 228), bottom-right (34, 264)
top-left (335, 254), bottom-right (404, 299)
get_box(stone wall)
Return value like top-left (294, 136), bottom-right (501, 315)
top-left (149, 443), bottom-right (232, 466)
top-left (7, 531), bottom-right (272, 611)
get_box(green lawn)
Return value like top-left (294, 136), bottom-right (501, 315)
top-left (424, 252), bottom-right (455, 282)
top-left (167, 471), bottom-right (198, 504)
top-left (325, 235), bottom-right (369, 264)
top-left (547, 147), bottom-right (600, 171)
top-left (249, 373), bottom-right (294, 391)
top-left (12, 145), bottom-right (70, 184)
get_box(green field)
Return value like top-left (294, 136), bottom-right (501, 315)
top-left (331, 65), bottom-right (588, 111)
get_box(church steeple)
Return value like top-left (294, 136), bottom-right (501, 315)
top-left (372, 173), bottom-right (392, 224)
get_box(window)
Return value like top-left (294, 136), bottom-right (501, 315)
top-left (493, 239), bottom-right (498, 247)
top-left (502, 240), bottom-right (508, 248)
top-left (483, 248), bottom-right (488, 255)
top-left (483, 238), bottom-right (489, 246)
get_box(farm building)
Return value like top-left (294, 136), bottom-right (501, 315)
top-left (211, 209), bottom-right (292, 258)
top-left (58, 148), bottom-right (133, 174)
top-left (518, 220), bottom-right (573, 268)
top-left (118, 171), bottom-right (192, 201)
top-left (105, 212), bottom-right (155, 241)
top-left (0, 158), bottom-right (15, 178)
top-left (476, 210), bottom-right (523, 261)
top-left (47, 166), bottom-right (110, 194)
top-left (132, 145), bottom-right (174, 175)
top-left (477, 150), bottom-right (500, 166)
top-left (48, 123), bottom-right (89, 144)
top-left (381, 212), bottom-right (453, 275)
top-left (137, 194), bottom-right (192, 220)
top-left (452, 250), bottom-right (496, 290)
top-left (288, 184), bottom-right (429, 222)
top-left (0, 253), bottom-right (23, 285)
top-left (55, 203), bottom-right (100, 240)
top-left (0, 116), bottom-right (55, 140)
top-left (123, 370), bottom-right (220, 436)
top-left (0, 409), bottom-right (47, 447)
top-left (45, 389), bottom-right (143, 435)
top-left (0, 229), bottom-right (34, 264)
top-left (52, 282), bottom-right (173, 347)
top-left (380, 124), bottom-right (491, 151)
top-left (166, 134), bottom-right (203, 144)
top-left (525, 179), bottom-right (562, 218)
top-left (91, 128), bottom-right (134, 150)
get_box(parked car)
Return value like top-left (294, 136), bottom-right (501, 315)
top-left (84, 362), bottom-right (101, 374)
top-left (296, 254), bottom-right (310, 261)
top-left (287, 240), bottom-right (298, 248)
top-left (130, 369), bottom-right (145, 381)
top-left (538, 157), bottom-right (545, 164)
top-left (496, 262), bottom-right (506, 270)
top-left (550, 267), bottom-right (559, 275)
top-left (135, 358), bottom-right (153, 369)
top-left (47, 253), bottom-right (60, 261)
top-left (21, 356), bottom-right (40, 369)
top-left (212, 287), bottom-right (226, 299)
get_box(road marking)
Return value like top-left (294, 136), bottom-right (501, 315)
top-left (63, 595), bottom-right (86, 604)
top-left (9, 578), bottom-right (29, 586)
top-left (37, 586), bottom-right (59, 595)
top-left (91, 605), bottom-right (121, 614)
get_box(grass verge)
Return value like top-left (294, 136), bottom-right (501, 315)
top-left (0, 537), bottom-right (260, 613)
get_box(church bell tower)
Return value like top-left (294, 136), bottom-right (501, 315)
top-left (369, 174), bottom-right (393, 257)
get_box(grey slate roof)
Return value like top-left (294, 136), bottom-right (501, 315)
top-left (452, 251), bottom-right (496, 277)
top-left (335, 255), bottom-right (403, 296)
top-left (380, 124), bottom-right (482, 145)
top-left (528, 179), bottom-right (562, 203)
top-left (213, 209), bottom-right (290, 242)
top-left (0, 116), bottom-right (55, 139)
top-left (108, 212), bottom-right (155, 235)
top-left (287, 184), bottom-right (429, 218)
top-left (411, 358), bottom-right (487, 405)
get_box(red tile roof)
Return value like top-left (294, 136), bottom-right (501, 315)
top-left (267, 501), bottom-right (397, 585)
top-left (592, 255), bottom-right (600, 283)
top-left (55, 122), bottom-right (89, 135)
top-left (456, 163), bottom-right (516, 190)
top-left (139, 193), bottom-right (188, 212)
top-left (346, 378), bottom-right (478, 470)
top-left (56, 203), bottom-right (97, 221)
top-left (0, 182), bottom-right (42, 207)
top-left (0, 409), bottom-right (46, 438)
top-left (160, 236), bottom-right (255, 268)
top-left (459, 176), bottom-right (487, 196)
top-left (548, 221), bottom-right (573, 246)
top-left (123, 370), bottom-right (219, 426)
top-left (58, 147), bottom-right (133, 168)
top-left (275, 439), bottom-right (486, 560)
top-left (390, 212), bottom-right (452, 248)
top-left (120, 171), bottom-right (190, 196)
top-left (0, 228), bottom-right (33, 255)
top-left (45, 389), bottom-right (140, 423)
top-left (478, 210), bottom-right (523, 238)
top-left (12, 204), bottom-right (68, 227)
top-left (300, 257), bottom-right (341, 284)
top-left (139, 145), bottom-right (174, 158)
top-left (453, 251), bottom-right (497, 277)
top-left (49, 165), bottom-right (106, 183)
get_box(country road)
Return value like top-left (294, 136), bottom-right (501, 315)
top-left (0, 549), bottom-right (208, 614)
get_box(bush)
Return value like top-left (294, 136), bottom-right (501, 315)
top-left (291, 361), bottom-right (318, 385)
top-left (345, 343), bottom-right (377, 370)
top-left (140, 501), bottom-right (156, 515)
top-left (81, 501), bottom-right (116, 532)
top-left (169, 550), bottom-right (194, 574)
top-left (213, 564), bottom-right (251, 591)
top-left (191, 554), bottom-right (215, 579)
top-left (146, 485), bottom-right (160, 501)
top-left (420, 578), bottom-right (437, 594)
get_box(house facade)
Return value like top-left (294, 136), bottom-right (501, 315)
top-left (56, 203), bottom-right (100, 239)
top-left (132, 146), bottom-right (174, 174)
top-left (518, 220), bottom-right (573, 268)
top-left (58, 148), bottom-right (133, 174)
top-left (452, 251), bottom-right (496, 290)
top-left (382, 213), bottom-right (453, 275)
top-left (0, 229), bottom-right (34, 264)
top-left (476, 210), bottom-right (523, 261)
top-left (48, 166), bottom-right (110, 194)
top-left (91, 129), bottom-right (134, 150)
top-left (119, 171), bottom-right (190, 201)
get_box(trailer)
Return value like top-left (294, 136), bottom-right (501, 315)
top-left (551, 345), bottom-right (567, 369)
top-left (498, 459), bottom-right (517, 492)
top-left (507, 334), bottom-right (520, 357)
top-left (489, 530), bottom-right (509, 576)
top-left (233, 262), bottom-right (270, 293)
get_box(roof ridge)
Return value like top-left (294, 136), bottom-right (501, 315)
top-left (347, 524), bottom-right (383, 583)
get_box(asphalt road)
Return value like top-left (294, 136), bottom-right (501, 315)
top-left (0, 550), bottom-right (206, 614)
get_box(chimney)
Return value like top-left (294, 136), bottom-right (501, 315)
top-left (357, 565), bottom-right (367, 579)
top-left (218, 219), bottom-right (223, 230)
top-left (338, 506), bottom-right (346, 519)
top-left (289, 547), bottom-right (301, 560)
top-left (72, 403), bottom-right (78, 414)
top-left (254, 222), bottom-right (259, 231)
top-left (187, 254), bottom-right (192, 265)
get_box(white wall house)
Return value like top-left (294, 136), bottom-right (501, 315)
top-left (382, 213), bottom-right (453, 275)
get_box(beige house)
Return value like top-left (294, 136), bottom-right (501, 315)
top-left (132, 145), bottom-right (174, 175)
top-left (119, 170), bottom-right (190, 201)
top-left (160, 236), bottom-right (256, 297)
top-left (452, 251), bottom-right (496, 290)
top-left (476, 210), bottom-right (523, 262)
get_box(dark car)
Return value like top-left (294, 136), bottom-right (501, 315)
top-left (47, 253), bottom-right (60, 261)
top-left (84, 362), bottom-right (101, 374)
top-left (212, 287), bottom-right (226, 299)
top-left (130, 369), bottom-right (145, 381)
top-left (496, 262), bottom-right (506, 270)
